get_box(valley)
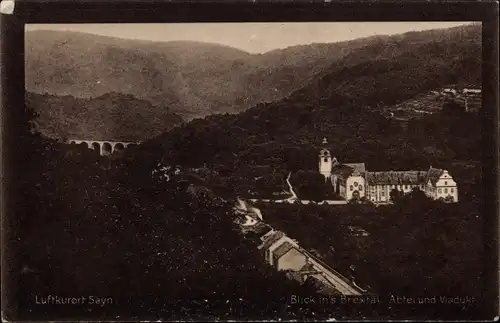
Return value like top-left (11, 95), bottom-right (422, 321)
top-left (14, 22), bottom-right (490, 321)
top-left (27, 23), bottom-right (480, 126)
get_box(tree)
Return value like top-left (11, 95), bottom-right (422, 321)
top-left (390, 188), bottom-right (405, 203)
top-left (291, 170), bottom-right (328, 201)
top-left (283, 147), bottom-right (304, 172)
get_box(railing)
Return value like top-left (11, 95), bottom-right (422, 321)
top-left (300, 248), bottom-right (365, 295)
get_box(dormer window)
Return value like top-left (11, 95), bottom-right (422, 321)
top-left (324, 157), bottom-right (328, 162)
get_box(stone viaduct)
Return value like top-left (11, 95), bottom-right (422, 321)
top-left (68, 139), bottom-right (141, 156)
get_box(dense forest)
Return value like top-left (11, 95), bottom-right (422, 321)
top-left (12, 107), bottom-right (489, 320)
top-left (129, 92), bottom-right (481, 203)
top-left (26, 24), bottom-right (480, 120)
top-left (12, 106), bottom-right (354, 321)
top-left (26, 91), bottom-right (183, 141)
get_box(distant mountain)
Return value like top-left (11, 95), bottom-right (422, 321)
top-left (27, 91), bottom-right (183, 141)
top-left (290, 24), bottom-right (481, 107)
top-left (25, 30), bottom-right (403, 120)
top-left (133, 24), bottom-right (482, 174)
top-left (26, 31), bottom-right (250, 120)
top-left (26, 24), bottom-right (481, 138)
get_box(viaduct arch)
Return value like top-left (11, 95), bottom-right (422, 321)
top-left (68, 139), bottom-right (141, 156)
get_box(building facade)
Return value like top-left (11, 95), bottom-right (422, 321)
top-left (258, 231), bottom-right (301, 266)
top-left (319, 140), bottom-right (458, 203)
top-left (318, 148), bottom-right (333, 179)
top-left (256, 228), bottom-right (366, 295)
top-left (272, 242), bottom-right (308, 271)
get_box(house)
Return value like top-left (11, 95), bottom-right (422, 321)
top-left (258, 230), bottom-right (283, 248)
top-left (442, 88), bottom-right (457, 95)
top-left (271, 241), bottom-right (307, 271)
top-left (240, 221), bottom-right (272, 237)
top-left (319, 139), bottom-right (459, 203)
top-left (462, 88), bottom-right (481, 94)
top-left (365, 170), bottom-right (428, 203)
top-left (331, 163), bottom-right (367, 200)
top-left (258, 231), bottom-right (285, 264)
top-left (258, 229), bottom-right (367, 295)
top-left (258, 231), bottom-right (301, 266)
top-left (260, 228), bottom-right (277, 242)
top-left (424, 167), bottom-right (459, 202)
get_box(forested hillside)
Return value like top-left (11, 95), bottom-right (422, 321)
top-left (26, 91), bottom-right (183, 141)
top-left (26, 24), bottom-right (480, 121)
top-left (295, 23), bottom-right (481, 107)
top-left (11, 107), bottom-right (341, 321)
top-left (11, 22), bottom-right (490, 321)
top-left (134, 88), bottom-right (481, 199)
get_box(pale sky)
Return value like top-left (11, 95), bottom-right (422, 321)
top-left (26, 22), bottom-right (476, 54)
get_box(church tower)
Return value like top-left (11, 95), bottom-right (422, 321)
top-left (318, 137), bottom-right (332, 179)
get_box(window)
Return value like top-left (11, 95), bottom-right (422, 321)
top-left (381, 191), bottom-right (385, 197)
top-left (350, 185), bottom-right (353, 191)
top-left (451, 188), bottom-right (454, 193)
top-left (324, 157), bottom-right (328, 162)
top-left (405, 185), bottom-right (408, 190)
top-left (444, 188), bottom-right (448, 194)
top-left (438, 188), bottom-right (442, 194)
top-left (445, 181), bottom-right (448, 185)
top-left (359, 186), bottom-right (363, 191)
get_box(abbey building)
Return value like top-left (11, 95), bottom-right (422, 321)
top-left (318, 138), bottom-right (458, 203)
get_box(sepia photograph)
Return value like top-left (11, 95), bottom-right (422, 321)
top-left (2, 15), bottom-right (497, 321)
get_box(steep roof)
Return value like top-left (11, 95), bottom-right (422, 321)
top-left (252, 222), bottom-right (273, 236)
top-left (272, 241), bottom-right (296, 263)
top-left (332, 164), bottom-right (355, 179)
top-left (258, 231), bottom-right (285, 251)
top-left (426, 167), bottom-right (444, 185)
top-left (332, 163), bottom-right (366, 178)
top-left (344, 163), bottom-right (366, 173)
top-left (260, 228), bottom-right (276, 241)
top-left (365, 170), bottom-right (428, 185)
